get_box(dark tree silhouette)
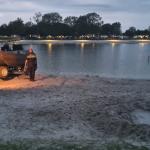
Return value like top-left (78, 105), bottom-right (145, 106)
top-left (112, 22), bottom-right (122, 36)
top-left (0, 24), bottom-right (8, 36)
top-left (7, 18), bottom-right (25, 36)
top-left (124, 27), bottom-right (136, 37)
top-left (24, 22), bottom-right (38, 36)
top-left (64, 16), bottom-right (78, 27)
top-left (42, 12), bottom-right (62, 24)
top-left (75, 13), bottom-right (103, 35)
top-left (0, 11), bottom-right (149, 39)
top-left (33, 12), bottom-right (42, 24)
top-left (101, 24), bottom-right (112, 36)
top-left (86, 13), bottom-right (103, 26)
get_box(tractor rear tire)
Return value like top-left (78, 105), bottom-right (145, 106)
top-left (0, 66), bottom-right (8, 79)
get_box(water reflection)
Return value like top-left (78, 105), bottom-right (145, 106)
top-left (80, 42), bottom-right (85, 49)
top-left (139, 42), bottom-right (145, 48)
top-left (23, 42), bottom-right (150, 79)
top-left (111, 42), bottom-right (116, 48)
top-left (48, 43), bottom-right (52, 54)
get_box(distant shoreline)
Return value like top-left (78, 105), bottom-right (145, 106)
top-left (14, 39), bottom-right (150, 45)
top-left (1, 39), bottom-right (150, 45)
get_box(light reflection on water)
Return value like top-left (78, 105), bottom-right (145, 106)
top-left (22, 42), bottom-right (150, 79)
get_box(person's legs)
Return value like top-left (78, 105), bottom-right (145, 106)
top-left (29, 69), bottom-right (32, 81)
top-left (30, 68), bottom-right (35, 81)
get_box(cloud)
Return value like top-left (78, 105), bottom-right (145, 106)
top-left (0, 0), bottom-right (150, 14)
top-left (0, 0), bottom-right (150, 30)
top-left (68, 0), bottom-right (150, 14)
top-left (0, 0), bottom-right (42, 13)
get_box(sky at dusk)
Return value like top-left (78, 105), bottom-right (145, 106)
top-left (0, 0), bottom-right (149, 31)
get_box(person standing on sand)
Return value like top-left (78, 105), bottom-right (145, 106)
top-left (24, 48), bottom-right (37, 81)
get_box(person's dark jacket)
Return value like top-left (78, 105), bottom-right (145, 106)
top-left (26, 52), bottom-right (37, 71)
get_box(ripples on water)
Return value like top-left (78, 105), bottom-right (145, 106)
top-left (19, 42), bottom-right (150, 79)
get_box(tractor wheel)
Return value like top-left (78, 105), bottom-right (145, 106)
top-left (0, 66), bottom-right (9, 79)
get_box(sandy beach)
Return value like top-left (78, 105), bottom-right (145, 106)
top-left (0, 75), bottom-right (150, 147)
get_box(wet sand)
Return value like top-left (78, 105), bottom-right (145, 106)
top-left (0, 75), bottom-right (150, 145)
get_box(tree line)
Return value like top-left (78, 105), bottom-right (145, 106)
top-left (0, 12), bottom-right (150, 39)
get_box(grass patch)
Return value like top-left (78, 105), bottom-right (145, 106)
top-left (0, 142), bottom-right (30, 150)
top-left (105, 143), bottom-right (149, 150)
top-left (0, 141), bottom-right (149, 150)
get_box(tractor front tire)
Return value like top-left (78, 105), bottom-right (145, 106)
top-left (0, 66), bottom-right (8, 79)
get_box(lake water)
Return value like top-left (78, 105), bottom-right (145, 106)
top-left (22, 41), bottom-right (150, 79)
